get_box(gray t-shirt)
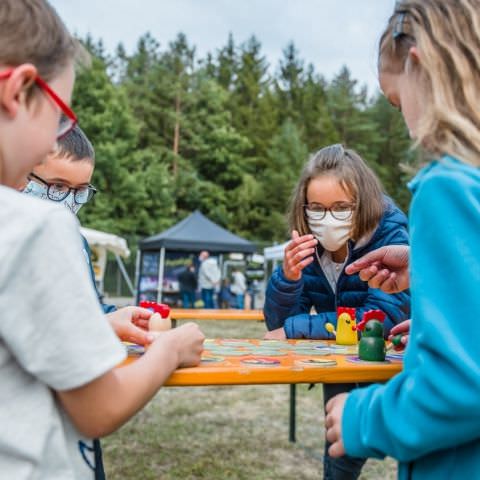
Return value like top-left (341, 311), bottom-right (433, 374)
top-left (0, 186), bottom-right (126, 479)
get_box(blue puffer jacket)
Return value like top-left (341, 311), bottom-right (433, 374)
top-left (264, 198), bottom-right (410, 338)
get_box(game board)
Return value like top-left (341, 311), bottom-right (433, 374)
top-left (121, 339), bottom-right (403, 386)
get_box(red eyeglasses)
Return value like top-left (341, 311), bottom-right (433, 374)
top-left (0, 68), bottom-right (77, 139)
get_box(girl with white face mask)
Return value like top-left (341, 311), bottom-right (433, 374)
top-left (263, 143), bottom-right (410, 480)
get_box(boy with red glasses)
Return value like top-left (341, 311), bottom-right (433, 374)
top-left (0, 2), bottom-right (205, 479)
top-left (0, 68), bottom-right (77, 139)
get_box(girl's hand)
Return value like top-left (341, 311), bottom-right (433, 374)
top-left (388, 319), bottom-right (411, 350)
top-left (345, 245), bottom-right (410, 293)
top-left (283, 230), bottom-right (318, 281)
top-left (107, 306), bottom-right (155, 345)
top-left (325, 393), bottom-right (348, 457)
top-left (264, 327), bottom-right (287, 340)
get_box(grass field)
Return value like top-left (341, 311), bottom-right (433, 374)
top-left (103, 320), bottom-right (397, 479)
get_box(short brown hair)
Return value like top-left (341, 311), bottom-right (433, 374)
top-left (288, 144), bottom-right (385, 241)
top-left (0, 0), bottom-right (76, 80)
top-left (54, 125), bottom-right (95, 164)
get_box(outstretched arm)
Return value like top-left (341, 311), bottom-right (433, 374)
top-left (57, 322), bottom-right (205, 439)
top-left (345, 245), bottom-right (410, 293)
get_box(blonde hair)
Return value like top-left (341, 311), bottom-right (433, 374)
top-left (288, 144), bottom-right (384, 241)
top-left (0, 0), bottom-right (77, 80)
top-left (379, 0), bottom-right (480, 166)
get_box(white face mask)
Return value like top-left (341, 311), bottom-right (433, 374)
top-left (23, 181), bottom-right (83, 215)
top-left (306, 209), bottom-right (352, 252)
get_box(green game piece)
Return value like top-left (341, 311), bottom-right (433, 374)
top-left (358, 320), bottom-right (386, 361)
top-left (391, 334), bottom-right (404, 347)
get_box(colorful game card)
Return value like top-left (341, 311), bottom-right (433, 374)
top-left (250, 349), bottom-right (287, 356)
top-left (293, 348), bottom-right (332, 356)
top-left (241, 357), bottom-right (281, 366)
top-left (386, 352), bottom-right (404, 362)
top-left (326, 345), bottom-right (358, 355)
top-left (221, 340), bottom-right (254, 347)
top-left (295, 358), bottom-right (337, 367)
top-left (201, 355), bottom-right (225, 363)
top-left (210, 348), bottom-right (251, 356)
top-left (125, 343), bottom-right (145, 356)
top-left (346, 356), bottom-right (391, 365)
top-left (295, 340), bottom-right (330, 347)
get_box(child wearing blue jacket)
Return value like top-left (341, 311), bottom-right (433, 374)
top-left (264, 144), bottom-right (410, 479)
top-left (325, 2), bottom-right (480, 479)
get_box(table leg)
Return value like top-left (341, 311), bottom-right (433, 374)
top-left (289, 384), bottom-right (296, 443)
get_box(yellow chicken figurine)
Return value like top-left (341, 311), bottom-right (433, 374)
top-left (325, 307), bottom-right (358, 345)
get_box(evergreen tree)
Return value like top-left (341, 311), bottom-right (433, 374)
top-left (368, 95), bottom-right (413, 211)
top-left (73, 47), bottom-right (174, 236)
top-left (216, 33), bottom-right (237, 90)
top-left (70, 32), bottom-right (414, 246)
top-left (257, 119), bottom-right (308, 241)
top-left (326, 66), bottom-right (380, 161)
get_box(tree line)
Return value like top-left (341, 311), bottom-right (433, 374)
top-left (74, 32), bottom-right (414, 247)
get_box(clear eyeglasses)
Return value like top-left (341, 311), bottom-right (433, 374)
top-left (304, 202), bottom-right (355, 221)
top-left (28, 172), bottom-right (97, 204)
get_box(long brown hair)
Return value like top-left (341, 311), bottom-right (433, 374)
top-left (288, 144), bottom-right (384, 241)
top-left (379, 0), bottom-right (480, 166)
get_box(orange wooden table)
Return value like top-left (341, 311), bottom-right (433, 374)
top-left (122, 339), bottom-right (402, 442)
top-left (169, 309), bottom-right (264, 326)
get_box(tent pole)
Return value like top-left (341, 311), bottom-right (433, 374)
top-left (157, 247), bottom-right (165, 303)
top-left (115, 253), bottom-right (135, 296)
top-left (134, 249), bottom-right (141, 296)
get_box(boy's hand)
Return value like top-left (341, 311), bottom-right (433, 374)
top-left (153, 322), bottom-right (205, 368)
top-left (325, 393), bottom-right (348, 457)
top-left (283, 230), bottom-right (318, 281)
top-left (107, 307), bottom-right (155, 345)
top-left (264, 327), bottom-right (287, 340)
top-left (345, 245), bottom-right (410, 293)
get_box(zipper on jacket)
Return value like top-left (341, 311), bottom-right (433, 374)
top-left (334, 243), bottom-right (352, 314)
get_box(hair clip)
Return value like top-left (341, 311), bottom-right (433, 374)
top-left (393, 11), bottom-right (407, 39)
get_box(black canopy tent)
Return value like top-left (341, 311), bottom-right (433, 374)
top-left (137, 211), bottom-right (256, 303)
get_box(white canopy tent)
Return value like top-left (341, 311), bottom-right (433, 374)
top-left (263, 242), bottom-right (288, 262)
top-left (80, 227), bottom-right (134, 295)
top-left (263, 241), bottom-right (289, 281)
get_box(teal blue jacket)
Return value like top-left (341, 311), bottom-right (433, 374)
top-left (342, 157), bottom-right (480, 479)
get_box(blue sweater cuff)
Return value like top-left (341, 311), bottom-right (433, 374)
top-left (342, 385), bottom-right (384, 460)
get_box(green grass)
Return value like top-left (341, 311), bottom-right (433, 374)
top-left (103, 320), bottom-right (397, 479)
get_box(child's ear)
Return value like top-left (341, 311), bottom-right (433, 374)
top-left (408, 46), bottom-right (421, 65)
top-left (0, 64), bottom-right (37, 117)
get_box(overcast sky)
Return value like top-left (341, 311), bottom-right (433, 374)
top-left (50, 0), bottom-right (397, 95)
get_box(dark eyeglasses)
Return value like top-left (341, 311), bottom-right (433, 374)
top-left (0, 68), bottom-right (77, 139)
top-left (304, 202), bottom-right (356, 221)
top-left (28, 172), bottom-right (97, 204)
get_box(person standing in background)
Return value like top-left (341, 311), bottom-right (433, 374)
top-left (178, 264), bottom-right (197, 308)
top-left (231, 268), bottom-right (247, 309)
top-left (198, 251), bottom-right (221, 308)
